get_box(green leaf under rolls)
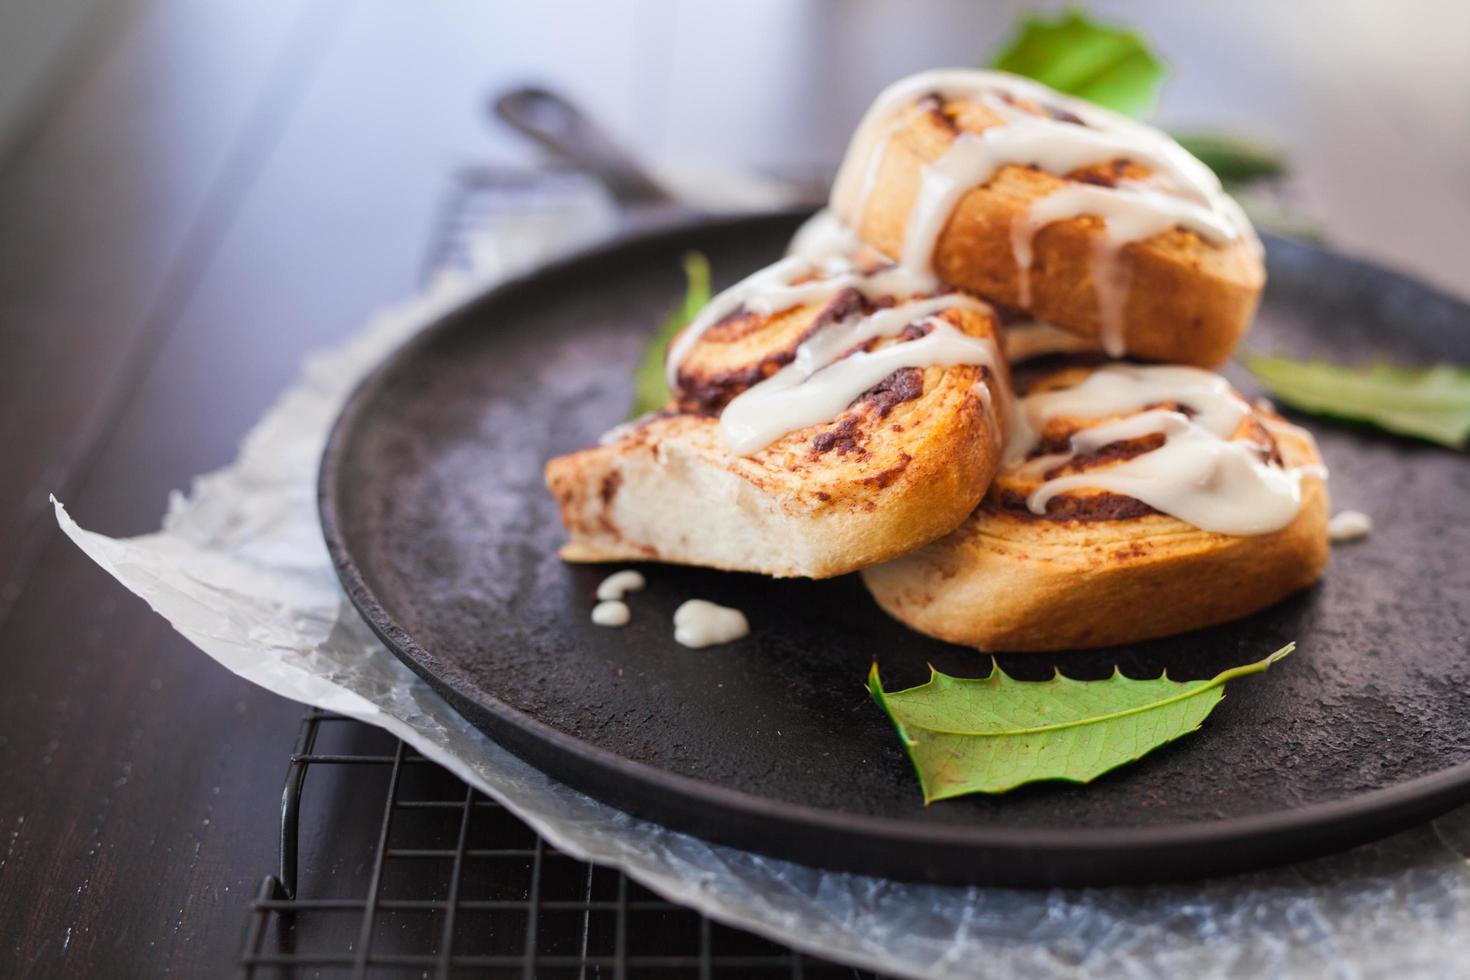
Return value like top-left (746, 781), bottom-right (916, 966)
top-left (629, 251), bottom-right (711, 419)
top-left (1245, 356), bottom-right (1470, 450)
top-left (869, 645), bottom-right (1293, 802)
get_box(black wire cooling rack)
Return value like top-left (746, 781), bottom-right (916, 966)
top-left (237, 167), bottom-right (884, 978)
top-left (236, 709), bottom-right (881, 978)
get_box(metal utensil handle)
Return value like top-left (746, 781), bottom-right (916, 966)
top-left (493, 86), bottom-right (677, 209)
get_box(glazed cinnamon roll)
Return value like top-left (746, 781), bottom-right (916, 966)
top-left (861, 362), bottom-right (1329, 650)
top-left (545, 245), bottom-right (1010, 579)
top-left (829, 70), bottom-right (1265, 367)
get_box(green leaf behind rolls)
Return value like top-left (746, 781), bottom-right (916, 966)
top-left (629, 251), bottom-right (711, 418)
top-left (1172, 132), bottom-right (1288, 183)
top-left (988, 10), bottom-right (1166, 118)
top-left (1245, 356), bottom-right (1470, 449)
top-left (869, 645), bottom-right (1293, 802)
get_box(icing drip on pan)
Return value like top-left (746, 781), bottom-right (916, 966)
top-left (673, 600), bottom-right (749, 648)
top-left (596, 570), bottom-right (645, 600)
top-left (1328, 510), bottom-right (1373, 542)
top-left (591, 600), bottom-right (630, 627)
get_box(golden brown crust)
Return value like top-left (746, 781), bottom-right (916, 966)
top-left (545, 301), bottom-right (1008, 579)
top-left (672, 286), bottom-right (865, 415)
top-left (848, 98), bottom-right (1265, 368)
top-left (860, 368), bottom-right (1329, 650)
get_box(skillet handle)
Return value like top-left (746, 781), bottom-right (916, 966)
top-left (493, 86), bottom-right (679, 210)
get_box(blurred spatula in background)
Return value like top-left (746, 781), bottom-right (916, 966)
top-left (493, 86), bottom-right (683, 215)
top-left (425, 86), bottom-right (823, 283)
top-left (493, 85), bottom-right (828, 218)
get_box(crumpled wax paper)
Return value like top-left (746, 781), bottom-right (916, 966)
top-left (55, 175), bottom-right (1470, 980)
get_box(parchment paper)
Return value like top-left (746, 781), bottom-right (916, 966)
top-left (55, 177), bottom-right (1470, 979)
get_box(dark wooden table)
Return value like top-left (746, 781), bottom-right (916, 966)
top-left (2, 3), bottom-right (1467, 976)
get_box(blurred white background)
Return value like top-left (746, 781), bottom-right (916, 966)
top-left (2, 0), bottom-right (1467, 296)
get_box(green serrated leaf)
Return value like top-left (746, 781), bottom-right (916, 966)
top-left (1172, 132), bottom-right (1288, 184)
top-left (1245, 355), bottom-right (1470, 450)
top-left (869, 644), bottom-right (1293, 802)
top-left (629, 252), bottom-right (711, 419)
top-left (988, 9), bottom-right (1166, 118)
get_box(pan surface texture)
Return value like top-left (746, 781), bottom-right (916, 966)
top-left (320, 210), bottom-right (1470, 885)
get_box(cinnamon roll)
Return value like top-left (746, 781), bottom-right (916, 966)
top-left (545, 248), bottom-right (1010, 579)
top-left (830, 70), bottom-right (1265, 367)
top-left (861, 362), bottom-right (1329, 650)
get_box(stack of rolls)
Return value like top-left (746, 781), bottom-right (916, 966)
top-left (547, 68), bottom-right (1330, 651)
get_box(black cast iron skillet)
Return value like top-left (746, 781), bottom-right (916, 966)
top-left (318, 199), bottom-right (1470, 886)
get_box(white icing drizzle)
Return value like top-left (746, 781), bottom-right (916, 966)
top-left (786, 207), bottom-right (863, 260)
top-left (1001, 320), bottom-right (1100, 362)
top-left (663, 252), bottom-right (935, 389)
top-left (1027, 409), bottom-right (1306, 534)
top-left (846, 120), bottom-right (903, 225)
top-left (972, 378), bottom-right (995, 437)
top-left (672, 599), bottom-right (749, 648)
top-left (1013, 183), bottom-right (1240, 356)
top-left (721, 306), bottom-right (1003, 456)
top-left (829, 69), bottom-right (1257, 356)
top-left (901, 125), bottom-right (1202, 289)
top-left (591, 600), bottom-right (630, 627)
top-left (664, 256), bottom-right (827, 387)
top-left (1328, 510), bottom-right (1373, 542)
top-left (657, 210), bottom-right (1006, 457)
top-left (1007, 364), bottom-right (1246, 464)
top-left (596, 570), bottom-right (646, 601)
top-left (1009, 364), bottom-right (1323, 536)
